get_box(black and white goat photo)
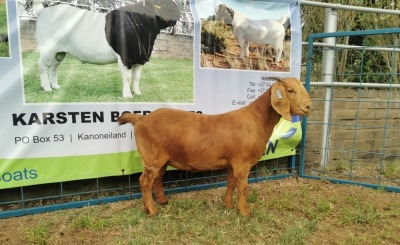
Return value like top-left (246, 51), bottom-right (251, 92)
top-left (20, 0), bottom-right (194, 103)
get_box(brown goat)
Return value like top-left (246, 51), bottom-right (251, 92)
top-left (118, 77), bottom-right (311, 217)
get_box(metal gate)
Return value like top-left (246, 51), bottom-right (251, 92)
top-left (0, 159), bottom-right (294, 219)
top-left (300, 28), bottom-right (400, 192)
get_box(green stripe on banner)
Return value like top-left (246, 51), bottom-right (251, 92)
top-left (0, 117), bottom-right (302, 190)
top-left (0, 151), bottom-right (143, 190)
top-left (260, 117), bottom-right (302, 161)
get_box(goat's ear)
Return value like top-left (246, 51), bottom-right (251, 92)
top-left (271, 82), bottom-right (292, 121)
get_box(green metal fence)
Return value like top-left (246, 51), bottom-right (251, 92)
top-left (300, 28), bottom-right (400, 192)
top-left (0, 158), bottom-right (295, 219)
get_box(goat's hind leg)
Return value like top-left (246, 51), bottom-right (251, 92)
top-left (48, 52), bottom-right (66, 90)
top-left (139, 165), bottom-right (160, 216)
top-left (231, 163), bottom-right (252, 217)
top-left (153, 164), bottom-right (168, 205)
top-left (117, 57), bottom-right (133, 98)
top-left (224, 166), bottom-right (236, 209)
top-left (131, 64), bottom-right (143, 95)
top-left (38, 54), bottom-right (54, 92)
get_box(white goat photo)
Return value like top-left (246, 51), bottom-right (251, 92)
top-left (200, 2), bottom-right (291, 71)
top-left (20, 0), bottom-right (194, 102)
top-left (231, 11), bottom-right (287, 64)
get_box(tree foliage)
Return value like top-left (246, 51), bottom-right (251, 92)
top-left (302, 0), bottom-right (400, 84)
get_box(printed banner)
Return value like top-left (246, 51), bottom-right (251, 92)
top-left (0, 0), bottom-right (302, 189)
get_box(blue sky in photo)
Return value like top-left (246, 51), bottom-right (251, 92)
top-left (195, 0), bottom-right (290, 20)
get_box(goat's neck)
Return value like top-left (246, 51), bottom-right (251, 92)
top-left (232, 9), bottom-right (245, 25)
top-left (244, 90), bottom-right (282, 136)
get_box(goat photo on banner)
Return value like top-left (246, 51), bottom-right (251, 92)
top-left (198, 0), bottom-right (291, 72)
top-left (19, 0), bottom-right (194, 103)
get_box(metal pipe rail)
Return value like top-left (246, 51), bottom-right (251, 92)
top-left (302, 42), bottom-right (400, 52)
top-left (310, 82), bottom-right (400, 89)
top-left (301, 0), bottom-right (400, 15)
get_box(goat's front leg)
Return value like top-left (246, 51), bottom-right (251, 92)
top-left (275, 47), bottom-right (283, 64)
top-left (232, 163), bottom-right (252, 217)
top-left (48, 52), bottom-right (66, 90)
top-left (153, 165), bottom-right (168, 205)
top-left (117, 58), bottom-right (133, 98)
top-left (131, 64), bottom-right (143, 95)
top-left (237, 37), bottom-right (247, 60)
top-left (244, 41), bottom-right (250, 58)
top-left (139, 166), bottom-right (160, 216)
top-left (38, 56), bottom-right (52, 92)
top-left (224, 166), bottom-right (236, 209)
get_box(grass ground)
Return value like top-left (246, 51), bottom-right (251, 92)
top-left (0, 178), bottom-right (399, 244)
top-left (23, 51), bottom-right (194, 103)
top-left (305, 159), bottom-right (400, 188)
top-left (0, 2), bottom-right (9, 57)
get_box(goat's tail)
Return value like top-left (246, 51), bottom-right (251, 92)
top-left (33, 0), bottom-right (44, 15)
top-left (117, 113), bottom-right (143, 126)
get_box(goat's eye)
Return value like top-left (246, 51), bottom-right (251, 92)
top-left (287, 88), bottom-right (295, 93)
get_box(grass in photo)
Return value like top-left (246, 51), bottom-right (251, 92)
top-left (0, 0), bottom-right (10, 57)
top-left (23, 51), bottom-right (194, 103)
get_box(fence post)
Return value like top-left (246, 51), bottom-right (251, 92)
top-left (320, 8), bottom-right (337, 169)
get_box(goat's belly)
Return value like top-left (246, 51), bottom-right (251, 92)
top-left (64, 18), bottom-right (118, 64)
top-left (168, 159), bottom-right (229, 171)
top-left (67, 48), bottom-right (117, 65)
top-left (240, 24), bottom-right (284, 46)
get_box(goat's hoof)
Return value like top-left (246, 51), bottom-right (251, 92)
top-left (133, 90), bottom-right (142, 95)
top-left (224, 202), bottom-right (234, 209)
top-left (238, 209), bottom-right (252, 217)
top-left (123, 94), bottom-right (133, 99)
top-left (146, 208), bottom-right (158, 217)
top-left (51, 84), bottom-right (61, 90)
top-left (157, 198), bottom-right (169, 206)
top-left (42, 87), bottom-right (52, 92)
top-left (144, 204), bottom-right (158, 217)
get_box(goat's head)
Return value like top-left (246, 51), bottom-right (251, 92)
top-left (157, 16), bottom-right (178, 34)
top-left (215, 4), bottom-right (234, 25)
top-left (271, 77), bottom-right (312, 121)
top-left (152, 0), bottom-right (181, 34)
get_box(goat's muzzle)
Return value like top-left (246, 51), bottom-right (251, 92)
top-left (300, 104), bottom-right (312, 116)
top-left (169, 25), bottom-right (176, 35)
